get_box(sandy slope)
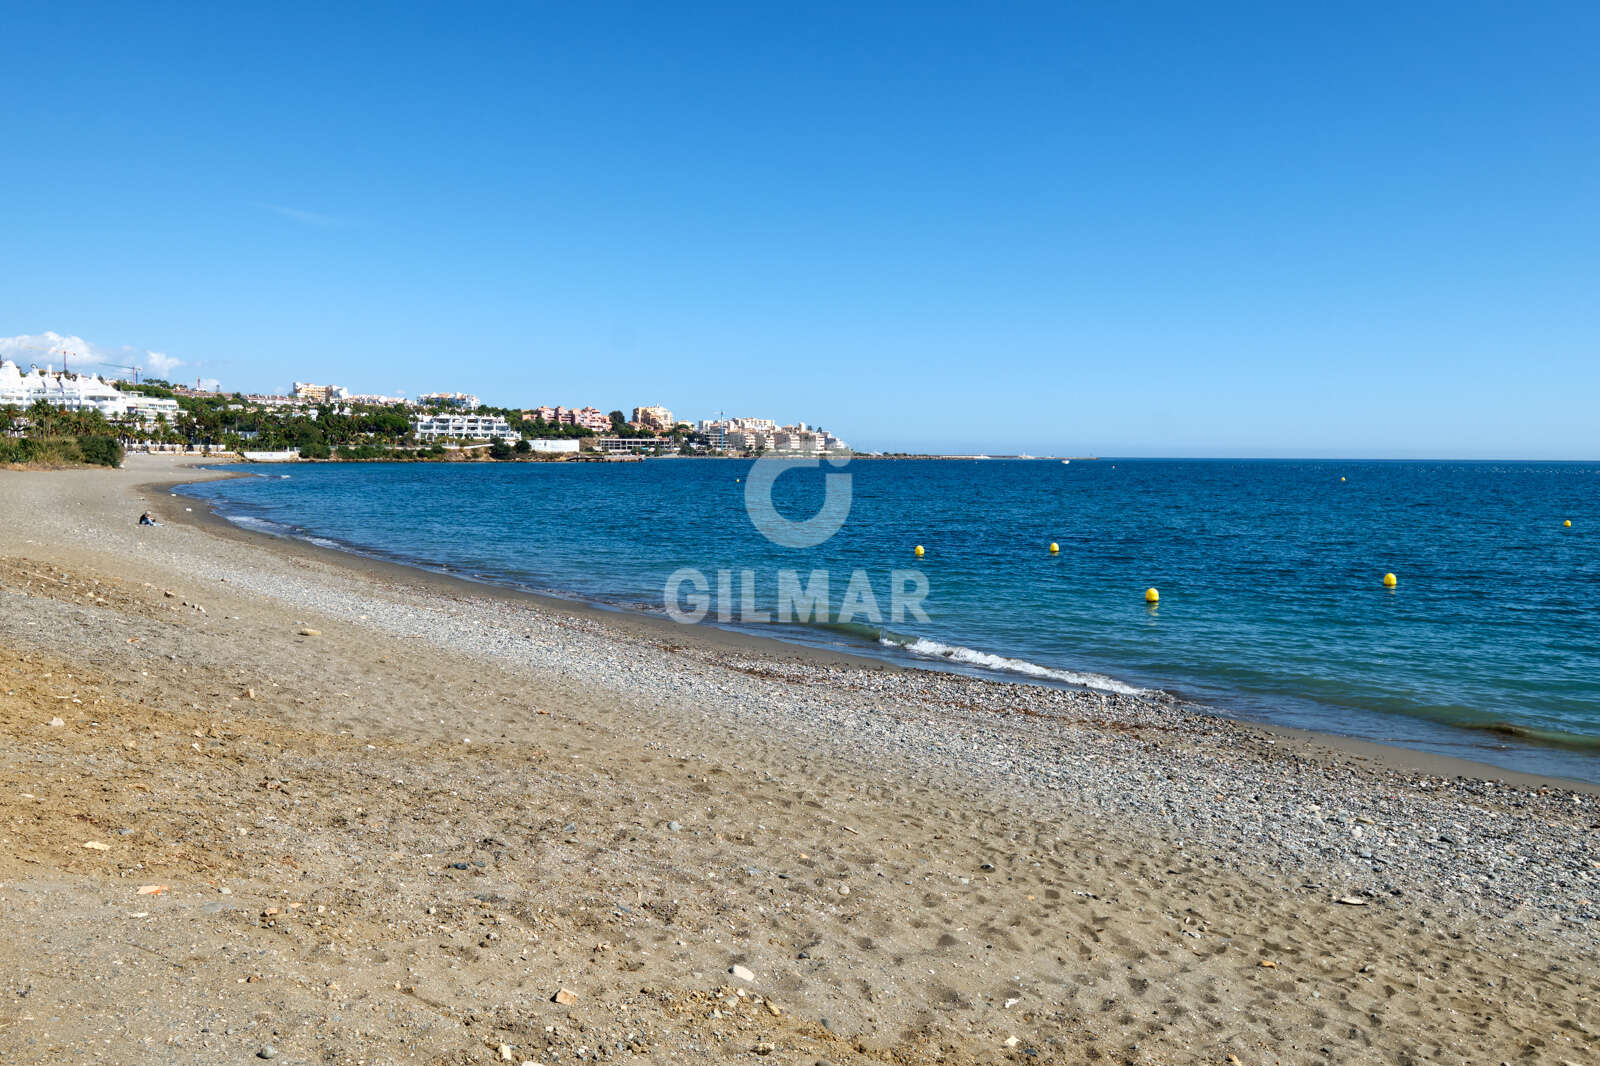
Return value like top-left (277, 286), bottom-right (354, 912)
top-left (0, 456), bottom-right (1594, 1065)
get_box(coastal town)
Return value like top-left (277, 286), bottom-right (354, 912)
top-left (0, 358), bottom-right (851, 463)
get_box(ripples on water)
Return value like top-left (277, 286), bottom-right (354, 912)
top-left (182, 459), bottom-right (1600, 781)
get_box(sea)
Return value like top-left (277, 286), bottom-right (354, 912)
top-left (178, 458), bottom-right (1600, 782)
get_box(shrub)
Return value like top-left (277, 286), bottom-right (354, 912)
top-left (77, 435), bottom-right (125, 467)
top-left (0, 438), bottom-right (35, 464)
top-left (0, 436), bottom-right (104, 467)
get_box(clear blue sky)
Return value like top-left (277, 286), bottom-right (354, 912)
top-left (2, 2), bottom-right (1596, 457)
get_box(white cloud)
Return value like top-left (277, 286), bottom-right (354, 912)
top-left (145, 350), bottom-right (183, 376)
top-left (0, 330), bottom-right (183, 381)
top-left (0, 330), bottom-right (97, 370)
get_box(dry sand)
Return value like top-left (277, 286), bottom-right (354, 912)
top-left (0, 455), bottom-right (1595, 1065)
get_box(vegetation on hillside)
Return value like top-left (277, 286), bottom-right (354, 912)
top-left (0, 401), bottom-right (127, 467)
top-left (3, 382), bottom-right (726, 465)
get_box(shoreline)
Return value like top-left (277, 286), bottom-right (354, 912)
top-left (163, 460), bottom-right (1600, 793)
top-left (3, 453), bottom-right (1596, 1063)
top-left (157, 463), bottom-right (910, 676)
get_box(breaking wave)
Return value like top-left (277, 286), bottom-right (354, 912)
top-left (883, 634), bottom-right (1147, 695)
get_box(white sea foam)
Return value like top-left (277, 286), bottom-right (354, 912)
top-left (221, 513), bottom-right (339, 552)
top-left (889, 636), bottom-right (1147, 695)
top-left (225, 514), bottom-right (292, 536)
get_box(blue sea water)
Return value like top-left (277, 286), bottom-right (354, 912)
top-left (179, 459), bottom-right (1600, 782)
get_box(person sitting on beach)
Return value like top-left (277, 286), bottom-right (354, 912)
top-left (138, 512), bottom-right (157, 527)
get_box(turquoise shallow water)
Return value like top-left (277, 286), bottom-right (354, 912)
top-left (180, 458), bottom-right (1600, 781)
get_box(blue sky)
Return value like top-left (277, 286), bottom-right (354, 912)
top-left (2, 2), bottom-right (1596, 457)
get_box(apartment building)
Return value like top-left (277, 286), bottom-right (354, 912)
top-left (411, 413), bottom-right (519, 441)
top-left (0, 360), bottom-right (180, 423)
top-left (291, 382), bottom-right (348, 403)
top-left (632, 404), bottom-right (674, 430)
top-left (419, 391), bottom-right (480, 409)
top-left (532, 405), bottom-right (613, 432)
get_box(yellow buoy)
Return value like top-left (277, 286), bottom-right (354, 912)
top-left (1049, 542), bottom-right (1059, 553)
top-left (1145, 587), bottom-right (1159, 603)
top-left (1383, 572), bottom-right (1397, 588)
top-left (1564, 519), bottom-right (1572, 527)
top-left (914, 544), bottom-right (924, 557)
top-left (1340, 476), bottom-right (1346, 482)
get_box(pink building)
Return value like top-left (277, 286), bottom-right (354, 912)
top-left (530, 404), bottom-right (613, 432)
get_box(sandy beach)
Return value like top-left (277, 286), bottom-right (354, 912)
top-left (1, 454), bottom-right (1595, 1065)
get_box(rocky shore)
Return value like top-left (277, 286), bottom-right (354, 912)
top-left (0, 455), bottom-right (1594, 1065)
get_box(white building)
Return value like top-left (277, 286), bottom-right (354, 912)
top-left (419, 392), bottom-right (480, 409)
top-left (0, 360), bottom-right (180, 424)
top-left (589, 436), bottom-right (661, 455)
top-left (411, 413), bottom-right (518, 441)
top-left (241, 393), bottom-right (299, 408)
top-left (696, 420), bottom-right (728, 450)
top-left (2, 360), bottom-right (126, 415)
top-left (771, 429), bottom-right (824, 454)
top-left (726, 429), bottom-right (773, 452)
top-left (121, 394), bottom-right (182, 423)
